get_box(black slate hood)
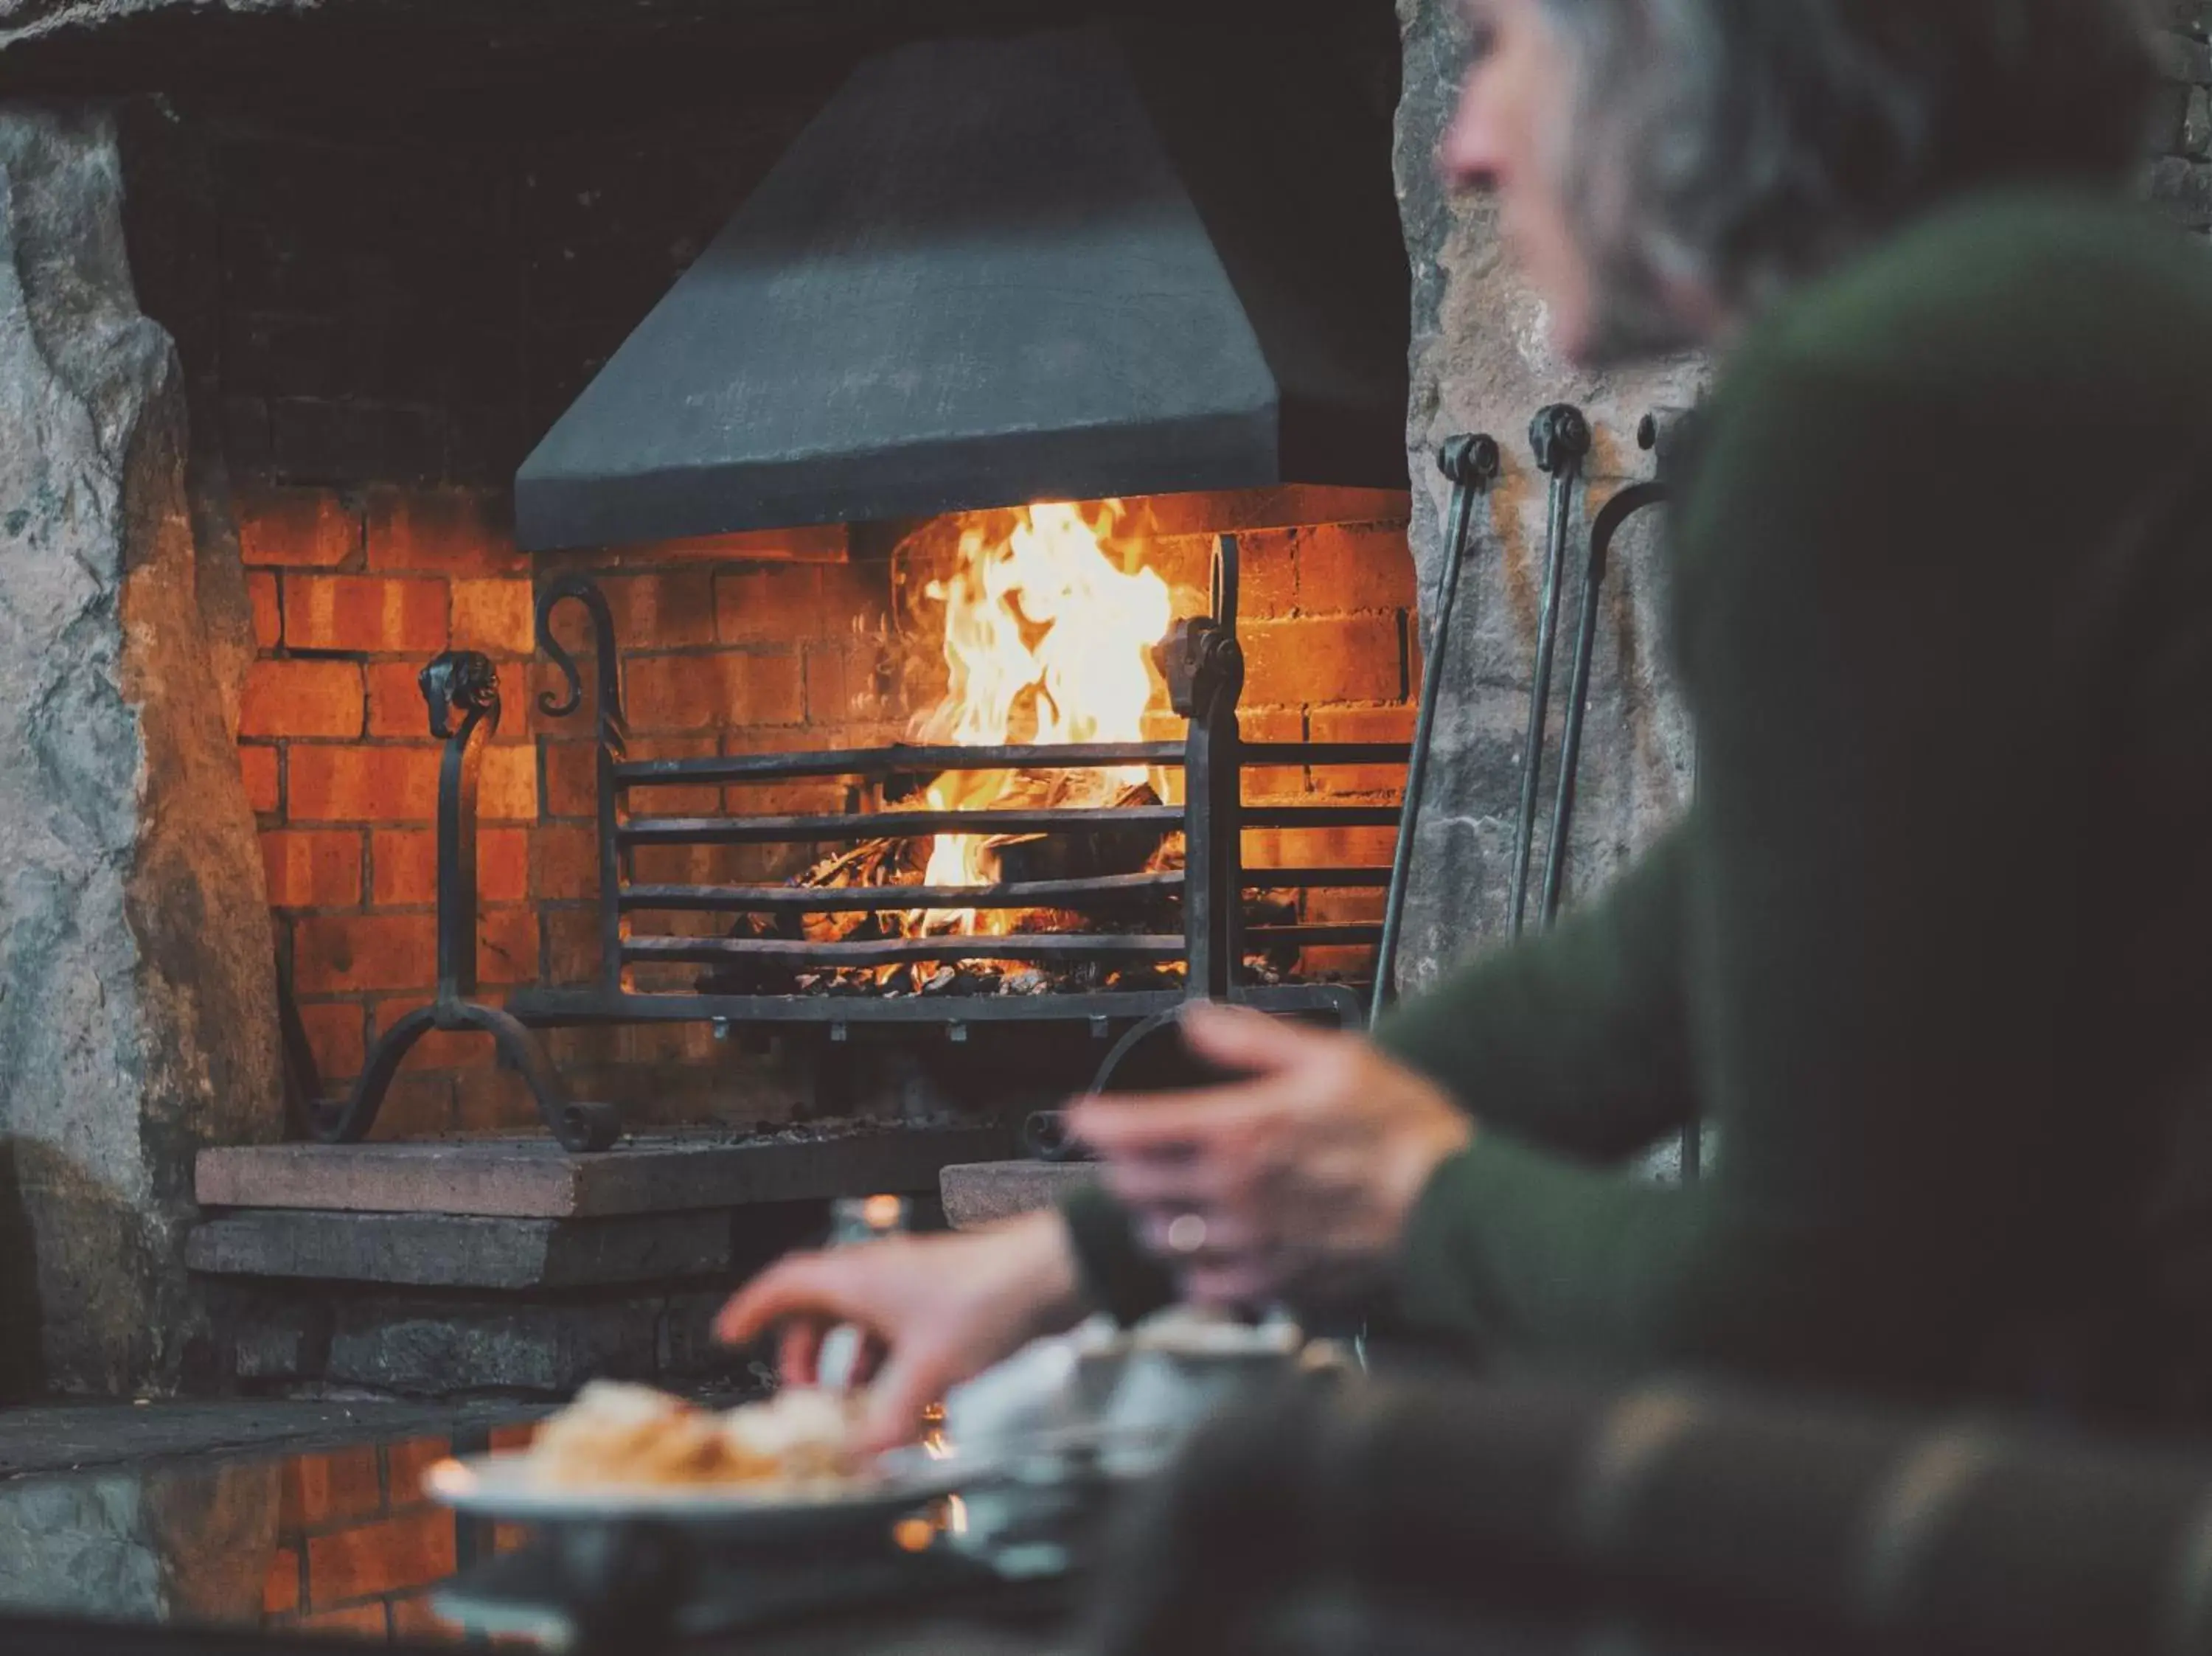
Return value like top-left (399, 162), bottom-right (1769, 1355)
top-left (514, 21), bottom-right (1410, 549)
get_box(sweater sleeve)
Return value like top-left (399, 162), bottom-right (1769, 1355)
top-left (1375, 827), bottom-right (1695, 1163)
top-left (1060, 833), bottom-right (1696, 1328)
top-left (1389, 328), bottom-right (2073, 1387)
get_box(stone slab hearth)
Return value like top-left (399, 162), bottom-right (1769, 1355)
top-left (195, 1124), bottom-right (1011, 1218)
top-left (187, 1210), bottom-right (735, 1290)
top-left (939, 1160), bottom-right (1099, 1230)
top-left (187, 1124), bottom-right (1011, 1398)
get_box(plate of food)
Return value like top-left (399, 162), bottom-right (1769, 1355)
top-left (425, 1381), bottom-right (998, 1542)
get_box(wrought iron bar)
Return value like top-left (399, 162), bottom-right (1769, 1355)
top-left (619, 866), bottom-right (1391, 916)
top-left (1541, 480), bottom-right (1669, 928)
top-left (626, 924), bottom-right (1384, 969)
top-left (506, 982), bottom-right (1367, 1029)
top-left (1244, 866), bottom-right (1395, 888)
top-left (1251, 924), bottom-right (1385, 948)
top-left (622, 872), bottom-right (1186, 913)
top-left (1511, 403), bottom-right (1591, 938)
top-left (310, 650), bottom-right (619, 1153)
top-left (1375, 433), bottom-right (1500, 1029)
top-left (1244, 806), bottom-right (1402, 829)
top-left (618, 742), bottom-right (1186, 786)
top-left (615, 742), bottom-right (1408, 791)
top-left (628, 934), bottom-right (1188, 967)
top-left (621, 806), bottom-right (1184, 844)
top-left (428, 655), bottom-right (495, 1004)
top-left (1170, 535), bottom-right (1245, 1001)
top-left (619, 803), bottom-right (1397, 846)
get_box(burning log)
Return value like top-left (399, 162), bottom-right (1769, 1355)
top-left (991, 781), bottom-right (1170, 886)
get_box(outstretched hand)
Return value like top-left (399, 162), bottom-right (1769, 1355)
top-left (1070, 1003), bottom-right (1473, 1314)
top-left (714, 1211), bottom-right (1088, 1452)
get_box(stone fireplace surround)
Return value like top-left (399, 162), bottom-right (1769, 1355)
top-left (1, 0), bottom-right (2207, 1399)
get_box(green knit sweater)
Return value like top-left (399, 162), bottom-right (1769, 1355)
top-left (1067, 189), bottom-right (2212, 1413)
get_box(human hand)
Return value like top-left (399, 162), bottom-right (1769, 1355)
top-left (714, 1210), bottom-right (1089, 1451)
top-left (1068, 1003), bottom-right (1474, 1314)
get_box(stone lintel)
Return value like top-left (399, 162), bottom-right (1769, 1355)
top-left (186, 1210), bottom-right (734, 1290)
top-left (195, 1125), bottom-right (1012, 1219)
top-left (939, 1160), bottom-right (1098, 1231)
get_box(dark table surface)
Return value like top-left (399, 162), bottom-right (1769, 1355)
top-left (0, 1404), bottom-right (1093, 1655)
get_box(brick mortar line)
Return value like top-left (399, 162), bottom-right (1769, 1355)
top-left (281, 1497), bottom-right (443, 1547)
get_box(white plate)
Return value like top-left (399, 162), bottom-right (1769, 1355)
top-left (425, 1448), bottom-right (997, 1542)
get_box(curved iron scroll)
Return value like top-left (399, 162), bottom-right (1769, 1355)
top-left (313, 1003), bottom-right (620, 1154)
top-left (536, 575), bottom-right (627, 752)
top-left (538, 574), bottom-right (630, 999)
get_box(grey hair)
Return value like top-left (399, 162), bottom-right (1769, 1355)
top-left (1533, 0), bottom-right (2160, 358)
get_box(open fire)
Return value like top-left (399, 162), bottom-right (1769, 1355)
top-left (908, 500), bottom-right (1175, 930)
top-left (314, 492), bottom-right (1406, 1147)
top-left (716, 501), bottom-right (1225, 996)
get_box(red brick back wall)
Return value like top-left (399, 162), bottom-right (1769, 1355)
top-left (246, 485), bottom-right (859, 1136)
top-left (244, 491), bottom-right (1414, 1135)
top-left (259, 1424), bottom-right (539, 1641)
top-left (1143, 520), bottom-right (1419, 981)
top-left (260, 1433), bottom-right (458, 1639)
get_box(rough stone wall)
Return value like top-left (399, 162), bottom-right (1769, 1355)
top-left (1388, 0), bottom-right (2212, 992)
top-left (0, 1455), bottom-right (278, 1629)
top-left (2150, 7), bottom-right (2212, 223)
top-left (1390, 0), bottom-right (1703, 992)
top-left (0, 103), bottom-right (282, 1396)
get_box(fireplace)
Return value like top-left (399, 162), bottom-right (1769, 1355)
top-left (0, 0), bottom-right (1431, 1394)
top-left (234, 18), bottom-right (1423, 1152)
top-left (0, 0), bottom-right (1708, 1397)
top-left (307, 496), bottom-right (1413, 1151)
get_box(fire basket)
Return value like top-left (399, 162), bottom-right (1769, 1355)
top-left (305, 534), bottom-right (1408, 1152)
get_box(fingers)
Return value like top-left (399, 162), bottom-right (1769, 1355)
top-left (1099, 1153), bottom-right (1230, 1211)
top-left (1133, 1207), bottom-right (1262, 1260)
top-left (777, 1319), bottom-right (825, 1386)
top-left (1180, 1001), bottom-right (1340, 1074)
top-left (1180, 1262), bottom-right (1281, 1310)
top-left (857, 1344), bottom-right (962, 1453)
top-left (1068, 1087), bottom-right (1281, 1154)
top-left (1069, 1009), bottom-right (1365, 1154)
top-left (848, 1332), bottom-right (888, 1389)
top-left (715, 1250), bottom-right (874, 1346)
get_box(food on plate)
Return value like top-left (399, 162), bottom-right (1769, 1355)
top-left (529, 1380), bottom-right (863, 1489)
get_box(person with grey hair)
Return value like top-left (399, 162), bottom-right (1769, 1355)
top-left (725, 0), bottom-right (2212, 1436)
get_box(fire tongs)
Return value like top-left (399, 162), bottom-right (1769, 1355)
top-left (1374, 408), bottom-right (1676, 1027)
top-left (1370, 432), bottom-right (1502, 1025)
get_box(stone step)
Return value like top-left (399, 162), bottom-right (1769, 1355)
top-left (939, 1159), bottom-right (1099, 1230)
top-left (187, 1209), bottom-right (737, 1290)
top-left (196, 1123), bottom-right (1012, 1219)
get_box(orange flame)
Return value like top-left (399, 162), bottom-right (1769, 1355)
top-left (909, 502), bottom-right (1173, 930)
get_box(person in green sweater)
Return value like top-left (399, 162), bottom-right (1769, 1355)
top-left (723, 0), bottom-right (2212, 1444)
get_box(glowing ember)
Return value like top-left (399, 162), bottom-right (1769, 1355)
top-left (908, 501), bottom-right (1173, 932)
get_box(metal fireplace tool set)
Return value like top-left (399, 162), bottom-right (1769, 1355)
top-left (299, 407), bottom-right (1672, 1153)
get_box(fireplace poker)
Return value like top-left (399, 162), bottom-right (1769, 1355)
top-left (1540, 478), bottom-right (1669, 929)
top-left (1509, 403), bottom-right (1593, 938)
top-left (1371, 433), bottom-right (1502, 1029)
